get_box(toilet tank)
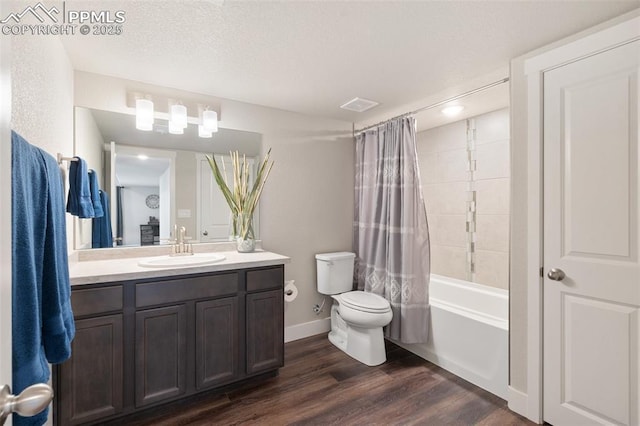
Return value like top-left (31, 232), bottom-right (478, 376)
top-left (316, 252), bottom-right (356, 295)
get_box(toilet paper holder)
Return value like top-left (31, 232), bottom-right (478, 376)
top-left (284, 280), bottom-right (298, 303)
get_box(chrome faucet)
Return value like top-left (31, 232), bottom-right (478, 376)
top-left (169, 224), bottom-right (193, 256)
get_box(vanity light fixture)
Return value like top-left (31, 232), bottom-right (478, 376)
top-left (130, 93), bottom-right (220, 138)
top-left (135, 98), bottom-right (154, 131)
top-left (441, 105), bottom-right (464, 117)
top-left (198, 125), bottom-right (213, 138)
top-left (170, 103), bottom-right (188, 129)
top-left (202, 109), bottom-right (218, 134)
top-left (168, 119), bottom-right (184, 135)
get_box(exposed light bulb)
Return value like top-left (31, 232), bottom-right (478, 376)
top-left (441, 105), bottom-right (464, 117)
top-left (136, 98), bottom-right (154, 131)
top-left (198, 125), bottom-right (213, 138)
top-left (137, 154), bottom-right (149, 160)
top-left (202, 110), bottom-right (218, 133)
top-left (170, 103), bottom-right (188, 129)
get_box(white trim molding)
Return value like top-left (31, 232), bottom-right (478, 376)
top-left (508, 386), bottom-right (528, 419)
top-left (521, 11), bottom-right (640, 425)
top-left (284, 317), bottom-right (331, 343)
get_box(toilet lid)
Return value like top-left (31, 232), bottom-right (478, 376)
top-left (340, 291), bottom-right (390, 312)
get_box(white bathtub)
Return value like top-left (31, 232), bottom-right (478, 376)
top-left (392, 274), bottom-right (509, 400)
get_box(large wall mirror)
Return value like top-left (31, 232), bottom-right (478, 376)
top-left (73, 106), bottom-right (262, 250)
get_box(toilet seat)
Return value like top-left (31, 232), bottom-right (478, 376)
top-left (339, 291), bottom-right (390, 313)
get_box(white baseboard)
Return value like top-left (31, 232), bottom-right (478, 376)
top-left (508, 386), bottom-right (528, 419)
top-left (284, 317), bottom-right (330, 343)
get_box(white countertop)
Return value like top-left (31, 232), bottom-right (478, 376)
top-left (69, 250), bottom-right (291, 286)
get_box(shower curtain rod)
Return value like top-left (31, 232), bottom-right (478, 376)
top-left (354, 77), bottom-right (510, 134)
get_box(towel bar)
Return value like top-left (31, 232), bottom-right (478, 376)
top-left (56, 153), bottom-right (79, 165)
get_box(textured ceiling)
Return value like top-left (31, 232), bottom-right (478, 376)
top-left (60, 1), bottom-right (639, 123)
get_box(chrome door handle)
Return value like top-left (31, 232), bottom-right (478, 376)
top-left (202, 230), bottom-right (208, 236)
top-left (547, 268), bottom-right (566, 281)
top-left (0, 384), bottom-right (53, 425)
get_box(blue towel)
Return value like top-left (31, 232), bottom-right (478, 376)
top-left (92, 190), bottom-right (113, 248)
top-left (66, 157), bottom-right (94, 218)
top-left (88, 169), bottom-right (104, 218)
top-left (12, 131), bottom-right (75, 426)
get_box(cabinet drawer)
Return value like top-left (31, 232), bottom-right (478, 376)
top-left (71, 286), bottom-right (123, 317)
top-left (246, 267), bottom-right (284, 292)
top-left (136, 273), bottom-right (238, 308)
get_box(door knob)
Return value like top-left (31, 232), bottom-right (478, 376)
top-left (547, 268), bottom-right (566, 281)
top-left (0, 383), bottom-right (53, 425)
top-left (202, 230), bottom-right (208, 236)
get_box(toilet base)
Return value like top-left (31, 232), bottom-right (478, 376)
top-left (328, 305), bottom-right (388, 367)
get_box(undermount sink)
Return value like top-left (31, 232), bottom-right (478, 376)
top-left (138, 253), bottom-right (226, 268)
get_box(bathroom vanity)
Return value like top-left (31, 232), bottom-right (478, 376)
top-left (55, 250), bottom-right (288, 425)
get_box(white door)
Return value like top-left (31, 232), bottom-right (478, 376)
top-left (197, 155), bottom-right (233, 241)
top-left (197, 155), bottom-right (256, 242)
top-left (543, 40), bottom-right (640, 425)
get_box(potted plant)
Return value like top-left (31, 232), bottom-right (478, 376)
top-left (206, 149), bottom-right (273, 252)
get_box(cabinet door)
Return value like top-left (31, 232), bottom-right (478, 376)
top-left (135, 305), bottom-right (187, 407)
top-left (58, 314), bottom-right (123, 425)
top-left (196, 297), bottom-right (239, 389)
top-left (246, 289), bottom-right (284, 375)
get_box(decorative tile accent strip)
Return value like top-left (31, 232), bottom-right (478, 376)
top-left (465, 119), bottom-right (477, 282)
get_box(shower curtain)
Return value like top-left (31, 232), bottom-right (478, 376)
top-left (354, 115), bottom-right (431, 344)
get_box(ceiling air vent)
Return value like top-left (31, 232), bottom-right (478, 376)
top-left (340, 97), bottom-right (379, 113)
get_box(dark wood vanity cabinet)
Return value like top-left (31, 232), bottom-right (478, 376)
top-left (57, 285), bottom-right (125, 426)
top-left (195, 296), bottom-right (239, 389)
top-left (58, 313), bottom-right (124, 425)
top-left (55, 265), bottom-right (285, 426)
top-left (134, 304), bottom-right (188, 407)
top-left (246, 266), bottom-right (285, 374)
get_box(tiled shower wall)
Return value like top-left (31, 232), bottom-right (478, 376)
top-left (417, 108), bottom-right (510, 289)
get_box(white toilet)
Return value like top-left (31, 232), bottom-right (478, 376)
top-left (316, 252), bottom-right (393, 366)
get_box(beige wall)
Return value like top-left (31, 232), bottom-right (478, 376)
top-left (260, 136), bottom-right (353, 327)
top-left (10, 35), bottom-right (74, 254)
top-left (417, 108), bottom-right (510, 289)
top-left (74, 72), bottom-right (354, 328)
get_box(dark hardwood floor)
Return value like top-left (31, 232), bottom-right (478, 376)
top-left (122, 334), bottom-right (533, 425)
